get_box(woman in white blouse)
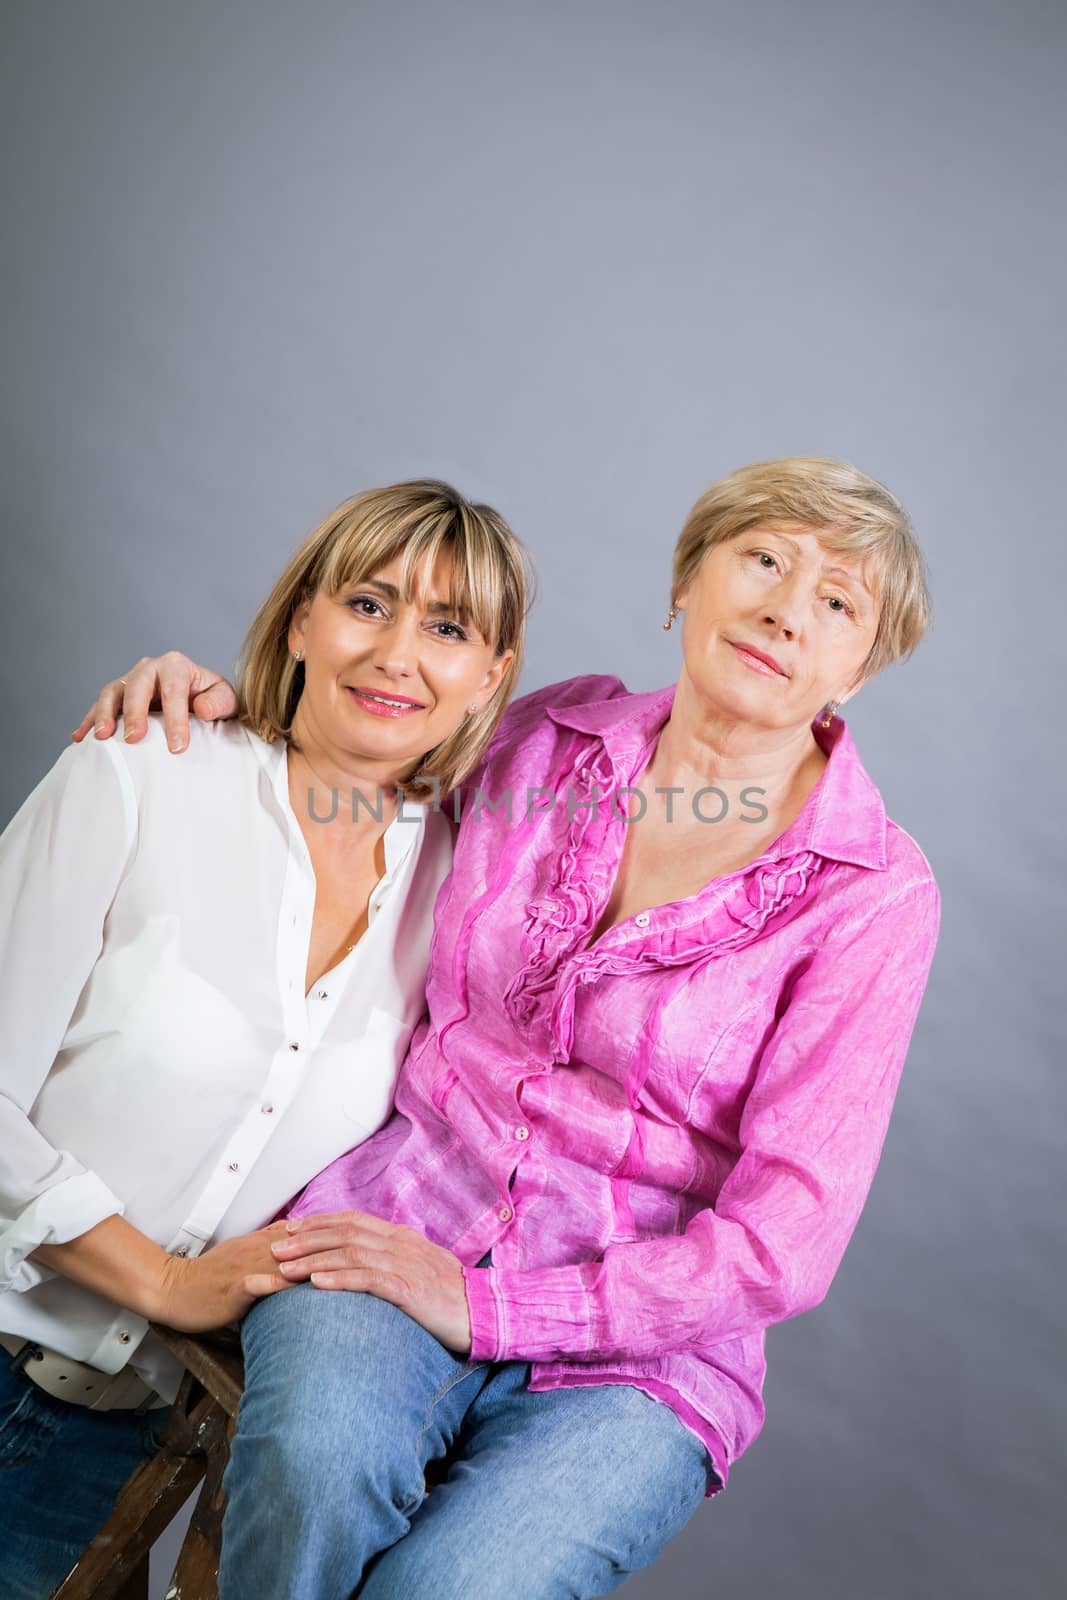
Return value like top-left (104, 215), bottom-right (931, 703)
top-left (0, 479), bottom-right (527, 1600)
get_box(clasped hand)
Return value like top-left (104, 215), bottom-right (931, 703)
top-left (245, 1210), bottom-right (473, 1356)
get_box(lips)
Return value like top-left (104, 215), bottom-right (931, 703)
top-left (345, 687), bottom-right (428, 718)
top-left (728, 641), bottom-right (790, 678)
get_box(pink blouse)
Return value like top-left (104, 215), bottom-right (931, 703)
top-left (290, 675), bottom-right (941, 1494)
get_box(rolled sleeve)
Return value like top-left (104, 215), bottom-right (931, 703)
top-left (0, 1168), bottom-right (125, 1291)
top-left (0, 738), bottom-right (137, 1292)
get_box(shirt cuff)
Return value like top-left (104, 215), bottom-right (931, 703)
top-left (462, 1262), bottom-right (599, 1363)
top-left (462, 1265), bottom-right (503, 1361)
top-left (0, 1171), bottom-right (125, 1291)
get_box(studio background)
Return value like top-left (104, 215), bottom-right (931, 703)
top-left (2, 3), bottom-right (1063, 1596)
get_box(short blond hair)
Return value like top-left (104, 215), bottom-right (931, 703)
top-left (671, 457), bottom-right (931, 681)
top-left (238, 481), bottom-right (531, 799)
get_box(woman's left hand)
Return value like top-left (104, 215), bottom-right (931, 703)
top-left (245, 1210), bottom-right (473, 1355)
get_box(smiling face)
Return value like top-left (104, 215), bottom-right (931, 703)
top-left (287, 547), bottom-right (513, 781)
top-left (675, 522), bottom-right (880, 731)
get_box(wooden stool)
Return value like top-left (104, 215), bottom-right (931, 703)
top-left (52, 1324), bottom-right (244, 1600)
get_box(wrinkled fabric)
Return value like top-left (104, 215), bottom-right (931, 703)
top-left (291, 675), bottom-right (941, 1493)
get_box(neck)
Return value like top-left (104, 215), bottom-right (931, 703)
top-left (648, 674), bottom-right (828, 804)
top-left (288, 702), bottom-right (410, 813)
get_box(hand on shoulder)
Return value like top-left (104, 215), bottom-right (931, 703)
top-left (72, 652), bottom-right (239, 754)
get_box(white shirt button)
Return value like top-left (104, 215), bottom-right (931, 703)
top-left (228, 1161), bottom-right (240, 1172)
top-left (634, 912), bottom-right (651, 928)
top-left (261, 1103), bottom-right (274, 1115)
top-left (497, 1206), bottom-right (513, 1223)
top-left (172, 1244), bottom-right (189, 1258)
top-left (118, 1330), bottom-right (131, 1344)
top-left (514, 1126), bottom-right (530, 1141)
top-left (317, 989), bottom-right (328, 1000)
top-left (288, 1042), bottom-right (300, 1053)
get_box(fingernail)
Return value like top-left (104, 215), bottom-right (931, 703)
top-left (270, 1240), bottom-right (286, 1257)
top-left (285, 1219), bottom-right (299, 1232)
top-left (94, 722), bottom-right (107, 736)
top-left (169, 737), bottom-right (183, 752)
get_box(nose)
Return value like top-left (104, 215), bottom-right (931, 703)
top-left (761, 570), bottom-right (804, 639)
top-left (371, 613), bottom-right (420, 679)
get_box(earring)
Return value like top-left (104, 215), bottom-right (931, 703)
top-left (663, 606), bottom-right (679, 631)
top-left (820, 700), bottom-right (839, 728)
top-left (292, 650), bottom-right (303, 663)
top-left (467, 702), bottom-right (479, 715)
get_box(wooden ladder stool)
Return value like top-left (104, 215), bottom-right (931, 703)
top-left (52, 1324), bottom-right (245, 1600)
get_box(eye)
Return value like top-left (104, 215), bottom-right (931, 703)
top-left (429, 620), bottom-right (469, 642)
top-left (752, 550), bottom-right (779, 570)
top-left (826, 595), bottom-right (856, 618)
top-left (345, 594), bottom-right (387, 618)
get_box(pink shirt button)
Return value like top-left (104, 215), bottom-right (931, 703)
top-left (497, 1206), bottom-right (513, 1223)
top-left (514, 1126), bottom-right (530, 1141)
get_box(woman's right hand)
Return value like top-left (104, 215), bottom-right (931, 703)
top-left (153, 1225), bottom-right (293, 1332)
top-left (72, 652), bottom-right (238, 753)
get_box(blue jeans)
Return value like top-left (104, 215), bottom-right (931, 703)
top-left (220, 1283), bottom-right (717, 1599)
top-left (0, 1355), bottom-right (171, 1600)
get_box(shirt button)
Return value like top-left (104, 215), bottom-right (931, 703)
top-left (634, 912), bottom-right (651, 928)
top-left (172, 1244), bottom-right (189, 1258)
top-left (497, 1206), bottom-right (513, 1223)
top-left (317, 989), bottom-right (328, 1000)
top-left (289, 1042), bottom-right (300, 1053)
top-left (228, 1161), bottom-right (240, 1172)
top-left (514, 1126), bottom-right (530, 1141)
top-left (261, 1103), bottom-right (274, 1115)
top-left (118, 1331), bottom-right (131, 1344)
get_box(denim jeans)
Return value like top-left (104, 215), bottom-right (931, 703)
top-left (0, 1355), bottom-right (171, 1600)
top-left (220, 1282), bottom-right (717, 1600)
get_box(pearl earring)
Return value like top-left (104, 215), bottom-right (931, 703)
top-left (292, 650), bottom-right (303, 663)
top-left (663, 606), bottom-right (679, 631)
top-left (468, 702), bottom-right (479, 715)
top-left (820, 700), bottom-right (839, 728)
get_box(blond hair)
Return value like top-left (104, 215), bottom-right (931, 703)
top-left (671, 457), bottom-right (931, 682)
top-left (238, 480), bottom-right (531, 800)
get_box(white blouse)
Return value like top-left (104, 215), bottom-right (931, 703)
top-left (0, 717), bottom-right (453, 1398)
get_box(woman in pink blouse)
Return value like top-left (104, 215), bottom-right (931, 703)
top-left (89, 456), bottom-right (939, 1599)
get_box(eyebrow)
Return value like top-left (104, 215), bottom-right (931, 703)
top-left (762, 532), bottom-right (874, 601)
top-left (351, 578), bottom-right (469, 619)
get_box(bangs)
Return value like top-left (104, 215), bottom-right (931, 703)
top-left (317, 507), bottom-right (513, 651)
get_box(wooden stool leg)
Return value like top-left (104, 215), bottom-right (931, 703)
top-left (50, 1441), bottom-right (207, 1599)
top-left (160, 1409), bottom-right (233, 1600)
top-left (112, 1559), bottom-right (150, 1600)
top-left (52, 1375), bottom-right (216, 1600)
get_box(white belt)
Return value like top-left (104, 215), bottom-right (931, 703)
top-left (0, 1332), bottom-right (165, 1412)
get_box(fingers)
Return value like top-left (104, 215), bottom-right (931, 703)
top-left (73, 678), bottom-right (130, 743)
top-left (273, 1234), bottom-right (394, 1272)
top-left (284, 1209), bottom-right (394, 1238)
top-left (108, 659), bottom-right (157, 743)
top-left (243, 1273), bottom-right (295, 1300)
top-left (117, 652), bottom-right (192, 747)
top-left (191, 677), bottom-right (240, 725)
top-left (274, 1240), bottom-right (406, 1290)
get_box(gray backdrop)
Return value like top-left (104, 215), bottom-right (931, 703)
top-left (2, 2), bottom-right (1064, 1596)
